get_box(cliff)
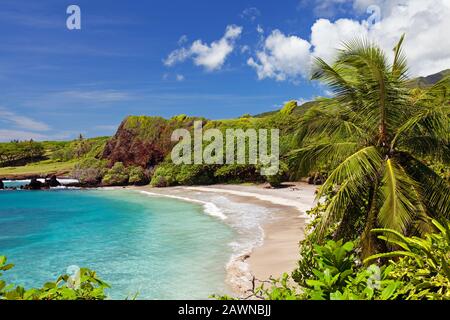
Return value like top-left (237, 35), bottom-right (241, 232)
top-left (102, 115), bottom-right (203, 168)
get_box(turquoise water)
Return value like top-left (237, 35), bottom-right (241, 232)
top-left (0, 189), bottom-right (235, 299)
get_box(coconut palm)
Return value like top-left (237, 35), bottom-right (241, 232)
top-left (290, 36), bottom-right (450, 257)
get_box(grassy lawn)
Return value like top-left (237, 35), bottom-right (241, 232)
top-left (0, 160), bottom-right (76, 178)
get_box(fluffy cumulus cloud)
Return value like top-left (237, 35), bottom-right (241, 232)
top-left (247, 30), bottom-right (312, 81)
top-left (164, 25), bottom-right (243, 71)
top-left (247, 0), bottom-right (450, 82)
top-left (311, 0), bottom-right (450, 76)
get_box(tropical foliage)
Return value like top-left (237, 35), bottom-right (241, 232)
top-left (0, 140), bottom-right (45, 167)
top-left (1, 256), bottom-right (108, 300)
top-left (233, 219), bottom-right (449, 300)
top-left (289, 36), bottom-right (450, 257)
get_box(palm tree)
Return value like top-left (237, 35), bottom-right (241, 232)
top-left (289, 36), bottom-right (450, 257)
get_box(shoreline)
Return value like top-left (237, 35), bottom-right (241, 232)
top-left (130, 183), bottom-right (317, 296)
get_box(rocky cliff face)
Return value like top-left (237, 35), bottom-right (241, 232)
top-left (102, 115), bottom-right (201, 168)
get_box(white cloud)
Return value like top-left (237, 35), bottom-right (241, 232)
top-left (240, 7), bottom-right (261, 22)
top-left (310, 18), bottom-right (369, 63)
top-left (256, 25), bottom-right (264, 34)
top-left (248, 0), bottom-right (450, 82)
top-left (0, 108), bottom-right (50, 131)
top-left (247, 30), bottom-right (312, 81)
top-left (177, 35), bottom-right (188, 45)
top-left (176, 74), bottom-right (185, 81)
top-left (241, 45), bottom-right (250, 54)
top-left (0, 129), bottom-right (49, 142)
top-left (301, 0), bottom-right (350, 17)
top-left (164, 25), bottom-right (243, 71)
top-left (51, 90), bottom-right (131, 103)
top-left (310, 0), bottom-right (450, 76)
top-left (163, 47), bottom-right (191, 67)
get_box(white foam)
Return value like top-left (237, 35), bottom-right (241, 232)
top-left (137, 190), bottom-right (227, 220)
top-left (2, 178), bottom-right (79, 185)
top-left (186, 186), bottom-right (315, 219)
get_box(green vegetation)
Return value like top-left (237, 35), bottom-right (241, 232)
top-left (72, 158), bottom-right (108, 185)
top-left (2, 35), bottom-right (449, 301)
top-left (0, 160), bottom-right (76, 178)
top-left (1, 256), bottom-right (108, 300)
top-left (0, 136), bottom-right (109, 178)
top-left (218, 219), bottom-right (449, 300)
top-left (216, 36), bottom-right (450, 301)
top-left (0, 140), bottom-right (45, 167)
top-left (289, 36), bottom-right (450, 257)
top-left (280, 101), bottom-right (298, 115)
top-left (102, 162), bottom-right (129, 186)
top-left (128, 166), bottom-right (149, 185)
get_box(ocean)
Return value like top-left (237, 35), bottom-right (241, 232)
top-left (0, 188), bottom-right (236, 299)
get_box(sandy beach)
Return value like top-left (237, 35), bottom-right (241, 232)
top-left (131, 182), bottom-right (317, 296)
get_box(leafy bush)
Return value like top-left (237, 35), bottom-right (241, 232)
top-left (102, 162), bottom-right (129, 186)
top-left (150, 163), bottom-right (179, 187)
top-left (1, 256), bottom-right (109, 300)
top-left (51, 137), bottom-right (108, 162)
top-left (224, 219), bottom-right (450, 301)
top-left (365, 220), bottom-right (450, 300)
top-left (128, 166), bottom-right (149, 186)
top-left (176, 164), bottom-right (215, 186)
top-left (214, 164), bottom-right (262, 183)
top-left (264, 161), bottom-right (288, 188)
top-left (0, 140), bottom-right (45, 167)
top-left (150, 163), bottom-right (215, 187)
top-left (279, 101), bottom-right (297, 115)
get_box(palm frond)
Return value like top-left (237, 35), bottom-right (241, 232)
top-left (317, 146), bottom-right (383, 199)
top-left (402, 154), bottom-right (450, 219)
top-left (391, 34), bottom-right (409, 81)
top-left (288, 142), bottom-right (359, 178)
top-left (378, 158), bottom-right (419, 232)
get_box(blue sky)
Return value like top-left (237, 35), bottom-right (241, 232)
top-left (0, 0), bottom-right (449, 141)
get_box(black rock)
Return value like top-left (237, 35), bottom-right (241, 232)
top-left (46, 175), bottom-right (61, 187)
top-left (26, 178), bottom-right (44, 190)
top-left (0, 179), bottom-right (4, 189)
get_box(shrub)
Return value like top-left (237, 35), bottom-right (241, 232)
top-left (102, 162), bottom-right (129, 186)
top-left (279, 101), bottom-right (297, 115)
top-left (1, 256), bottom-right (109, 300)
top-left (150, 163), bottom-right (179, 187)
top-left (176, 165), bottom-right (215, 185)
top-left (72, 158), bottom-right (108, 184)
top-left (214, 164), bottom-right (262, 183)
top-left (264, 161), bottom-right (288, 188)
top-left (365, 220), bottom-right (450, 300)
top-left (128, 166), bottom-right (149, 186)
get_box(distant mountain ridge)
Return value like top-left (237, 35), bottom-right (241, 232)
top-left (408, 69), bottom-right (450, 88)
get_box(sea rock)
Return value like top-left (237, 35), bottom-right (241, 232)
top-left (25, 178), bottom-right (44, 190)
top-left (0, 179), bottom-right (4, 189)
top-left (46, 175), bottom-right (61, 187)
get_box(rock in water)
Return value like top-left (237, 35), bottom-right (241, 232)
top-left (46, 175), bottom-right (61, 187)
top-left (26, 178), bottom-right (43, 190)
top-left (0, 179), bottom-right (4, 189)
